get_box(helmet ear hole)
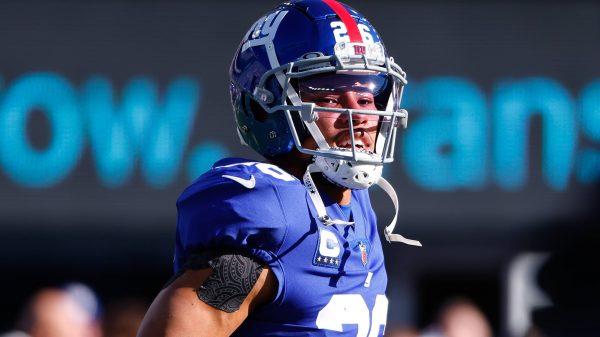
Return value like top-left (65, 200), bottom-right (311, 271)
top-left (247, 95), bottom-right (269, 122)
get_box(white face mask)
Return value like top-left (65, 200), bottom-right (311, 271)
top-left (247, 45), bottom-right (408, 188)
top-left (295, 71), bottom-right (402, 189)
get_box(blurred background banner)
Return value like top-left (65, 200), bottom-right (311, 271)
top-left (1, 0), bottom-right (599, 336)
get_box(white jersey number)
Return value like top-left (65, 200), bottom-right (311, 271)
top-left (254, 163), bottom-right (295, 181)
top-left (215, 161), bottom-right (295, 182)
top-left (316, 294), bottom-right (388, 337)
top-left (330, 22), bottom-right (375, 44)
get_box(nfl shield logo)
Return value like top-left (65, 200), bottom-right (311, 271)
top-left (359, 242), bottom-right (368, 266)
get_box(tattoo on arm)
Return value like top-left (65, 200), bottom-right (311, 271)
top-left (197, 254), bottom-right (264, 313)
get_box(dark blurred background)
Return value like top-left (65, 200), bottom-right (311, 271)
top-left (1, 1), bottom-right (598, 336)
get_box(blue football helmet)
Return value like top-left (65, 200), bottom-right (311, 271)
top-left (229, 0), bottom-right (408, 190)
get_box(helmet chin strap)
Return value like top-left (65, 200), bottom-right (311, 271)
top-left (375, 176), bottom-right (422, 246)
top-left (304, 163), bottom-right (354, 226)
top-left (303, 163), bottom-right (422, 247)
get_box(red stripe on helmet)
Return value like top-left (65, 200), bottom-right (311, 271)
top-left (322, 0), bottom-right (363, 43)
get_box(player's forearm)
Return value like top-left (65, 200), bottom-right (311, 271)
top-left (137, 271), bottom-right (237, 337)
top-left (137, 268), bottom-right (271, 337)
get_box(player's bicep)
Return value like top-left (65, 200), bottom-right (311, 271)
top-left (137, 264), bottom-right (276, 337)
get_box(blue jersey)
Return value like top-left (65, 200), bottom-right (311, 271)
top-left (174, 158), bottom-right (389, 337)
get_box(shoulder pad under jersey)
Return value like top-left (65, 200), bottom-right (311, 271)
top-left (176, 158), bottom-right (300, 265)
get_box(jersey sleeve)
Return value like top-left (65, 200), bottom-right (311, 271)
top-left (173, 163), bottom-right (289, 274)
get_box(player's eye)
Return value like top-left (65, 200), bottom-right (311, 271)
top-left (314, 97), bottom-right (339, 106)
top-left (358, 97), bottom-right (374, 106)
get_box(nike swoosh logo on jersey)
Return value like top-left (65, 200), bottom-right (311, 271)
top-left (222, 174), bottom-right (256, 189)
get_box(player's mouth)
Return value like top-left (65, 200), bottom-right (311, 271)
top-left (334, 131), bottom-right (373, 152)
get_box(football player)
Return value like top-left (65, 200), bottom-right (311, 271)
top-left (137, 1), bottom-right (420, 336)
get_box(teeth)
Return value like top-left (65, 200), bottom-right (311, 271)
top-left (338, 140), bottom-right (365, 149)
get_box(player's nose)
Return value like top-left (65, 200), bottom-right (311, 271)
top-left (339, 92), bottom-right (374, 126)
top-left (340, 91), bottom-right (363, 110)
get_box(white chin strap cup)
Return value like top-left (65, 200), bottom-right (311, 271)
top-left (303, 163), bottom-right (422, 247)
